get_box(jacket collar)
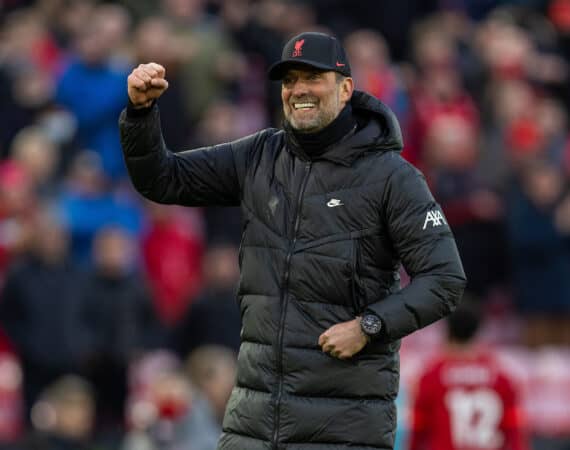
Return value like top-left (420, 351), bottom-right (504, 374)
top-left (284, 90), bottom-right (403, 166)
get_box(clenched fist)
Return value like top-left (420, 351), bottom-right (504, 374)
top-left (127, 62), bottom-right (169, 109)
top-left (318, 317), bottom-right (368, 360)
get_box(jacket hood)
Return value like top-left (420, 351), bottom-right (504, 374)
top-left (351, 90), bottom-right (403, 151)
top-left (285, 90), bottom-right (404, 166)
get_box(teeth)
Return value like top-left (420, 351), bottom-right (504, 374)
top-left (294, 103), bottom-right (315, 109)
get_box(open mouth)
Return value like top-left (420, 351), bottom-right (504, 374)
top-left (291, 97), bottom-right (318, 111)
top-left (293, 102), bottom-right (316, 110)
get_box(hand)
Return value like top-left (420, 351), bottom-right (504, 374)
top-left (127, 62), bottom-right (169, 109)
top-left (318, 318), bottom-right (368, 360)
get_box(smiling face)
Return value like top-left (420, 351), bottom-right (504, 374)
top-left (281, 66), bottom-right (353, 133)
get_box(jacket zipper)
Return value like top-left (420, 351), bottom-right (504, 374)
top-left (272, 161), bottom-right (312, 450)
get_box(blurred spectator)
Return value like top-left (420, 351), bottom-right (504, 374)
top-left (54, 4), bottom-right (130, 180)
top-left (132, 17), bottom-right (192, 149)
top-left (402, 17), bottom-right (510, 295)
top-left (46, 0), bottom-right (95, 51)
top-left (22, 375), bottom-right (96, 450)
top-left (0, 161), bottom-right (36, 285)
top-left (219, 0), bottom-right (282, 70)
top-left (141, 202), bottom-right (204, 329)
top-left (478, 79), bottom-right (536, 190)
top-left (536, 96), bottom-right (569, 164)
top-left (57, 151), bottom-right (144, 267)
top-left (192, 97), bottom-right (260, 147)
top-left (0, 353), bottom-right (24, 444)
top-left (218, 0), bottom-right (288, 124)
top-left (9, 126), bottom-right (60, 198)
top-left (185, 345), bottom-right (237, 425)
top-left (549, 0), bottom-right (570, 88)
top-left (123, 355), bottom-right (220, 450)
top-left (405, 21), bottom-right (479, 167)
top-left (258, 0), bottom-right (317, 38)
top-left (0, 208), bottom-right (85, 418)
top-left (191, 100), bottom-right (246, 245)
top-left (409, 298), bottom-right (530, 450)
top-left (79, 226), bottom-right (163, 438)
top-left (160, 0), bottom-right (244, 123)
top-left (506, 159), bottom-right (570, 345)
top-left (0, 9), bottom-right (61, 156)
top-left (344, 29), bottom-right (409, 122)
top-left (475, 14), bottom-right (535, 82)
top-left (171, 244), bottom-right (241, 357)
top-left (422, 114), bottom-right (508, 295)
top-left (474, 7), bottom-right (569, 114)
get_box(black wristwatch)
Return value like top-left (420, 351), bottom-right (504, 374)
top-left (360, 313), bottom-right (383, 340)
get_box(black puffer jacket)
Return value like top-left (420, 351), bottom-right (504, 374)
top-left (119, 91), bottom-right (466, 450)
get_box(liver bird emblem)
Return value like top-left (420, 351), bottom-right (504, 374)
top-left (292, 39), bottom-right (305, 57)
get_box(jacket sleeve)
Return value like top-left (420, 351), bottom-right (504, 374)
top-left (119, 104), bottom-right (264, 207)
top-left (366, 160), bottom-right (467, 342)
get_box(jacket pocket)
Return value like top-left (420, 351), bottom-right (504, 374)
top-left (236, 218), bottom-right (250, 301)
top-left (238, 218), bottom-right (250, 269)
top-left (351, 238), bottom-right (365, 315)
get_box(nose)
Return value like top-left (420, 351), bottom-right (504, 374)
top-left (290, 79), bottom-right (309, 98)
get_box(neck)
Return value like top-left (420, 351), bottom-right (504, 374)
top-left (286, 104), bottom-right (356, 158)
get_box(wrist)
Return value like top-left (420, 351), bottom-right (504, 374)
top-left (354, 317), bottom-right (370, 342)
top-left (126, 99), bottom-right (155, 118)
top-left (359, 313), bottom-right (383, 341)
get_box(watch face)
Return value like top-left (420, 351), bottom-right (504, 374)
top-left (361, 314), bottom-right (382, 336)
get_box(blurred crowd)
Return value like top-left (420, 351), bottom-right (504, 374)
top-left (0, 0), bottom-right (570, 449)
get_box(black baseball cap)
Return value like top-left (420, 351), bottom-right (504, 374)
top-left (268, 32), bottom-right (351, 80)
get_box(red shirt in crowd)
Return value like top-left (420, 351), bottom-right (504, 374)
top-left (409, 349), bottom-right (529, 450)
top-left (142, 208), bottom-right (204, 327)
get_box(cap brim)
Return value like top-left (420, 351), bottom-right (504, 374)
top-left (268, 59), bottom-right (335, 80)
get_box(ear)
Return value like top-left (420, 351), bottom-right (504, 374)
top-left (339, 77), bottom-right (354, 105)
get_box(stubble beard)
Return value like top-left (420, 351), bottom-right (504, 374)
top-left (285, 95), bottom-right (340, 134)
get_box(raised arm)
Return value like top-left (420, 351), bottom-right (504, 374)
top-left (119, 63), bottom-right (258, 207)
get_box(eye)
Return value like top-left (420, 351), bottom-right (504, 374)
top-left (309, 72), bottom-right (320, 80)
top-left (282, 76), bottom-right (293, 86)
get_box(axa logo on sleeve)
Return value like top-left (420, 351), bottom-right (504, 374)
top-left (423, 209), bottom-right (447, 230)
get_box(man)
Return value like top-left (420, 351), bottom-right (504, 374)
top-left (120, 31), bottom-right (466, 450)
top-left (0, 209), bottom-right (86, 419)
top-left (409, 300), bottom-right (529, 450)
top-left (79, 226), bottom-right (162, 433)
top-left (172, 244), bottom-right (242, 356)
